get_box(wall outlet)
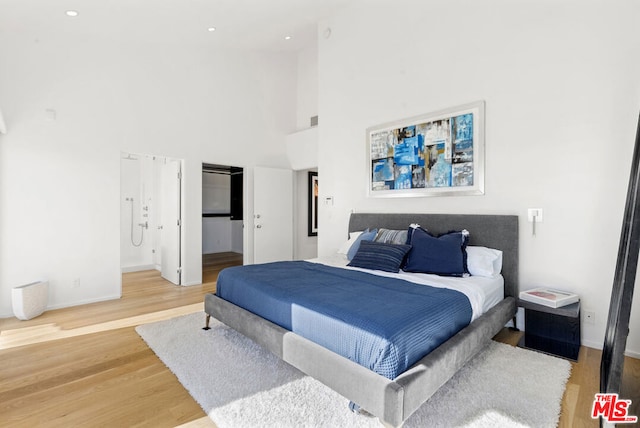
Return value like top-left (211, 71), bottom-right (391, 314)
top-left (584, 310), bottom-right (595, 325)
top-left (72, 278), bottom-right (81, 289)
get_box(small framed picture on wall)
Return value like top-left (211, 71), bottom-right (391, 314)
top-left (308, 171), bottom-right (318, 236)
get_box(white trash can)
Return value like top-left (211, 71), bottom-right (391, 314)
top-left (12, 281), bottom-right (49, 320)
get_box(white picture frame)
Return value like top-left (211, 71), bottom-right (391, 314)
top-left (366, 101), bottom-right (485, 198)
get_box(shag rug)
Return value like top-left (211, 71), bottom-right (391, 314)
top-left (136, 312), bottom-right (572, 428)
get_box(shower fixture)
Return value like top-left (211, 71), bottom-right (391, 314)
top-left (128, 197), bottom-right (145, 247)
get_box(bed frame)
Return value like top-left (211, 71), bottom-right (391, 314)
top-left (204, 213), bottom-right (518, 427)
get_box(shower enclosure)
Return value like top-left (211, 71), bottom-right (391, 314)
top-left (120, 153), bottom-right (155, 272)
top-left (120, 152), bottom-right (183, 284)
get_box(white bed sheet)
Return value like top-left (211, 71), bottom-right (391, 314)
top-left (308, 254), bottom-right (504, 322)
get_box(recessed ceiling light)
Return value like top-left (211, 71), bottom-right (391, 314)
top-left (65, 10), bottom-right (79, 17)
top-left (284, 35), bottom-right (292, 40)
top-left (207, 27), bottom-right (216, 32)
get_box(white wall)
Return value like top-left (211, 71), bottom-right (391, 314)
top-left (0, 35), bottom-right (295, 315)
top-left (202, 217), bottom-right (233, 254)
top-left (231, 220), bottom-right (243, 254)
top-left (296, 42), bottom-right (319, 130)
top-left (317, 0), bottom-right (640, 355)
top-left (291, 44), bottom-right (320, 260)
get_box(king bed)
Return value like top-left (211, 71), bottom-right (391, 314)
top-left (204, 213), bottom-right (519, 427)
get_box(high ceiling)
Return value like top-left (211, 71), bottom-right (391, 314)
top-left (0, 0), bottom-right (357, 51)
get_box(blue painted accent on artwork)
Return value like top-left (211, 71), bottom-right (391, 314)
top-left (454, 139), bottom-right (473, 151)
top-left (394, 135), bottom-right (420, 165)
top-left (372, 158), bottom-right (394, 182)
top-left (455, 113), bottom-right (473, 141)
top-left (395, 165), bottom-right (412, 189)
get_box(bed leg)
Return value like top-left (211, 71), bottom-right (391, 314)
top-left (350, 402), bottom-right (399, 427)
top-left (509, 315), bottom-right (520, 331)
top-left (202, 314), bottom-right (211, 331)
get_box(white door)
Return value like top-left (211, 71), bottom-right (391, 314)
top-left (254, 166), bottom-right (293, 263)
top-left (160, 158), bottom-right (182, 284)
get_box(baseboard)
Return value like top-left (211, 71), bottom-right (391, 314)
top-left (181, 280), bottom-right (202, 287)
top-left (582, 339), bottom-right (603, 350)
top-left (121, 264), bottom-right (156, 273)
top-left (581, 339), bottom-right (640, 359)
top-left (46, 294), bottom-right (122, 311)
top-left (0, 294), bottom-right (123, 320)
top-left (624, 349), bottom-right (640, 359)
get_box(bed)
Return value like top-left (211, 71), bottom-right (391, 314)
top-left (204, 213), bottom-right (518, 427)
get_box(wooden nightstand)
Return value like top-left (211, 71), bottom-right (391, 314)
top-left (517, 298), bottom-right (581, 361)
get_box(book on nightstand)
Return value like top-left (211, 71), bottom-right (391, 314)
top-left (519, 288), bottom-right (579, 308)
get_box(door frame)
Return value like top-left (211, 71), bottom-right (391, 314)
top-left (119, 152), bottom-right (185, 292)
top-left (201, 162), bottom-right (247, 271)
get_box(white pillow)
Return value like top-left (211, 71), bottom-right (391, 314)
top-left (466, 246), bottom-right (503, 277)
top-left (337, 231), bottom-right (363, 254)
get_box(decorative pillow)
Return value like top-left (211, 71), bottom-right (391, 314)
top-left (466, 246), bottom-right (503, 277)
top-left (348, 240), bottom-right (412, 273)
top-left (374, 228), bottom-right (408, 245)
top-left (403, 226), bottom-right (470, 277)
top-left (337, 231), bottom-right (364, 255)
top-left (347, 228), bottom-right (378, 261)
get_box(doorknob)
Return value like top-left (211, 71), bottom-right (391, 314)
top-left (256, 224), bottom-right (262, 229)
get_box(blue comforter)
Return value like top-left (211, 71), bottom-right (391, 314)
top-left (216, 261), bottom-right (472, 379)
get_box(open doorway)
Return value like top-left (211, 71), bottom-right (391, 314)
top-left (120, 152), bottom-right (183, 286)
top-left (202, 163), bottom-right (244, 284)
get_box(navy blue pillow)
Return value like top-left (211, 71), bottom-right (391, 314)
top-left (403, 227), bottom-right (469, 277)
top-left (348, 240), bottom-right (412, 273)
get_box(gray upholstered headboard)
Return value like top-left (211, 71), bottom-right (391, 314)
top-left (348, 213), bottom-right (519, 298)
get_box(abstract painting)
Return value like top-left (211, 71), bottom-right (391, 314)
top-left (367, 101), bottom-right (485, 197)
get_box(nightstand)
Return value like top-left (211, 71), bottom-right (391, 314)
top-left (517, 299), bottom-right (581, 361)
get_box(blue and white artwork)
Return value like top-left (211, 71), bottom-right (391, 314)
top-left (370, 130), bottom-right (395, 160)
top-left (452, 162), bottom-right (474, 186)
top-left (453, 113), bottom-right (473, 142)
top-left (394, 165), bottom-right (412, 189)
top-left (412, 165), bottom-right (426, 188)
top-left (368, 102), bottom-right (483, 196)
top-left (372, 158), bottom-right (394, 182)
top-left (425, 143), bottom-right (452, 187)
top-left (453, 138), bottom-right (473, 166)
top-left (394, 135), bottom-right (423, 165)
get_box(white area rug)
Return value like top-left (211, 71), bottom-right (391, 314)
top-left (136, 313), bottom-right (572, 428)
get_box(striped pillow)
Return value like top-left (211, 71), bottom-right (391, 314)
top-left (374, 228), bottom-right (409, 245)
top-left (347, 240), bottom-right (412, 273)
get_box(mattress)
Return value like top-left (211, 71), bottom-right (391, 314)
top-left (215, 259), bottom-right (501, 379)
top-left (310, 254), bottom-right (504, 320)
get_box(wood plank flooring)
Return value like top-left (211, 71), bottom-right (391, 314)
top-left (1, 251), bottom-right (638, 427)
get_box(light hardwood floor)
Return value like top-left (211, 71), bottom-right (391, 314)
top-left (0, 252), bottom-right (638, 427)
